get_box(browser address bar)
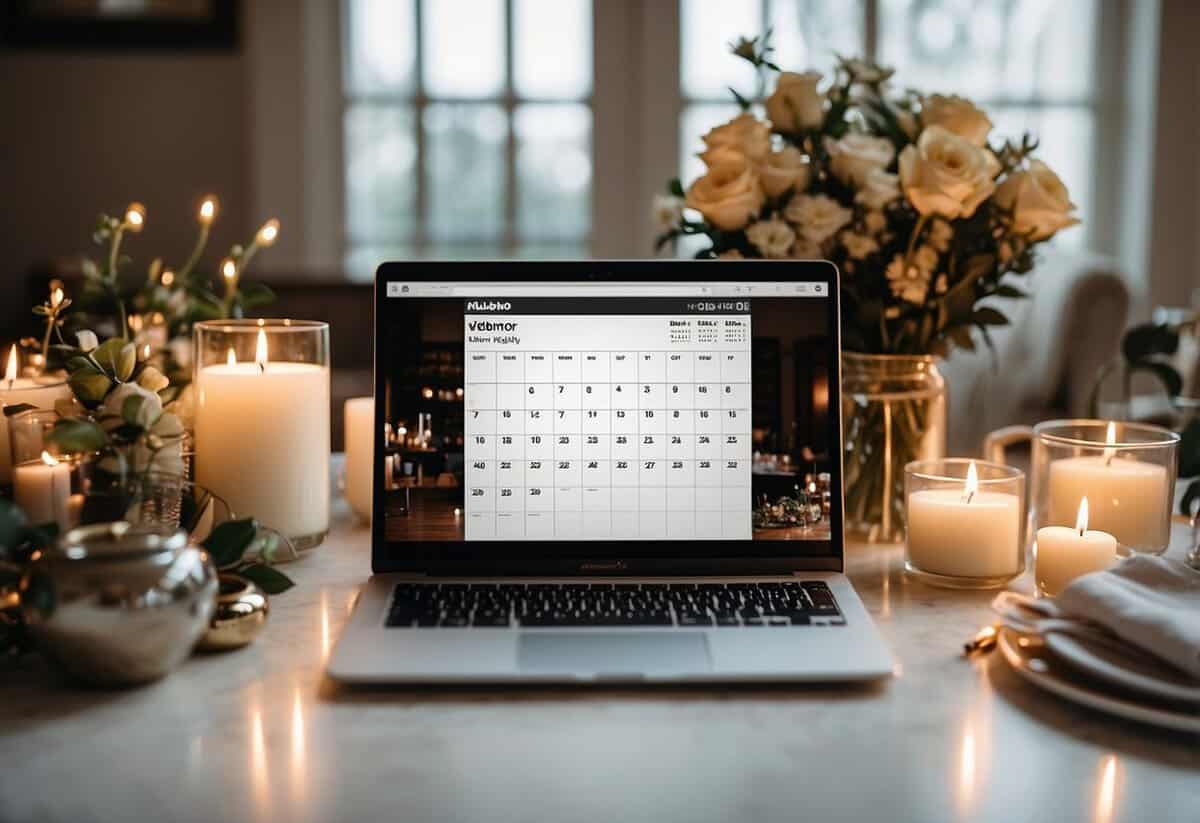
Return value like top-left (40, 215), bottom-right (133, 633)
top-left (449, 285), bottom-right (714, 296)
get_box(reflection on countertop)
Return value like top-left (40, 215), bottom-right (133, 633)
top-left (0, 501), bottom-right (1197, 823)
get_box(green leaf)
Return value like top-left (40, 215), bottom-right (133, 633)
top-left (1121, 323), bottom-right (1178, 363)
top-left (728, 86), bottom-right (751, 110)
top-left (92, 337), bottom-right (130, 376)
top-left (1128, 360), bottom-right (1183, 399)
top-left (1181, 478), bottom-right (1200, 516)
top-left (68, 366), bottom-right (113, 406)
top-left (2, 403), bottom-right (36, 418)
top-left (946, 324), bottom-right (976, 352)
top-left (236, 563), bottom-right (295, 595)
top-left (972, 307), bottom-right (1010, 326)
top-left (46, 418), bottom-right (109, 453)
top-left (202, 518), bottom-right (259, 568)
top-left (121, 394), bottom-right (146, 425)
top-left (0, 499), bottom-right (29, 556)
top-left (238, 281), bottom-right (276, 309)
top-left (1177, 418), bottom-right (1200, 478)
top-left (668, 178), bottom-right (685, 198)
top-left (992, 284), bottom-right (1028, 299)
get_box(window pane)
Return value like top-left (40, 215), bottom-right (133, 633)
top-left (768, 0), bottom-right (865, 79)
top-left (422, 0), bottom-right (505, 98)
top-left (344, 0), bottom-right (416, 94)
top-left (879, 0), bottom-right (1098, 101)
top-left (679, 102), bottom-right (742, 186)
top-left (344, 104), bottom-right (416, 244)
top-left (515, 103), bottom-right (591, 241)
top-left (989, 106), bottom-right (1092, 250)
top-left (514, 0), bottom-right (592, 99)
top-left (346, 244), bottom-right (415, 281)
top-left (425, 103), bottom-right (506, 242)
top-left (681, 0), bottom-right (762, 99)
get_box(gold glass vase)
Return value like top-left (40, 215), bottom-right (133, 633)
top-left (842, 352), bottom-right (947, 542)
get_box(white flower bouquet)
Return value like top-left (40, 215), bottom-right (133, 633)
top-left (656, 37), bottom-right (1081, 539)
top-left (656, 38), bottom-right (1080, 357)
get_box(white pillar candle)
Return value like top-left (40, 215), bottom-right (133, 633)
top-left (195, 332), bottom-right (330, 543)
top-left (13, 451), bottom-right (71, 528)
top-left (1036, 497), bottom-right (1117, 596)
top-left (0, 346), bottom-right (72, 485)
top-left (343, 396), bottom-right (373, 522)
top-left (1046, 423), bottom-right (1169, 549)
top-left (907, 461), bottom-right (1021, 578)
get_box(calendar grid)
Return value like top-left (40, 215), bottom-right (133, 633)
top-left (464, 311), bottom-right (752, 541)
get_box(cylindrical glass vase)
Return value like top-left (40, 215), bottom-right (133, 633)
top-left (905, 458), bottom-right (1026, 589)
top-left (193, 320), bottom-right (331, 553)
top-left (842, 352), bottom-right (947, 543)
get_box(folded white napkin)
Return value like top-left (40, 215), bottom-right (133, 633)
top-left (1053, 556), bottom-right (1200, 679)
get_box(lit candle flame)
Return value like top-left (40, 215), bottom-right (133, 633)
top-left (964, 460), bottom-right (979, 504)
top-left (221, 257), bottom-right (237, 282)
top-left (142, 344), bottom-right (151, 361)
top-left (198, 194), bottom-right (218, 225)
top-left (50, 287), bottom-right (64, 308)
top-left (1076, 496), bottom-right (1090, 536)
top-left (41, 451), bottom-right (58, 467)
top-left (5, 345), bottom-right (17, 384)
top-left (256, 218), bottom-right (280, 247)
top-left (226, 347), bottom-right (237, 366)
top-left (161, 268), bottom-right (175, 287)
top-left (255, 329), bottom-right (268, 372)
top-left (1103, 421), bottom-right (1117, 465)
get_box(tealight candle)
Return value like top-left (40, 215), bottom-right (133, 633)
top-left (0, 345), bottom-right (72, 486)
top-left (194, 321), bottom-right (331, 551)
top-left (13, 451), bottom-right (71, 528)
top-left (1046, 422), bottom-right (1169, 550)
top-left (905, 459), bottom-right (1025, 587)
top-left (1036, 497), bottom-right (1117, 596)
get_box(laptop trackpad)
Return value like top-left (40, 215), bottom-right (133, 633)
top-left (518, 633), bottom-right (711, 676)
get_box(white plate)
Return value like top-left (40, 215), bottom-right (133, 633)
top-left (997, 627), bottom-right (1200, 734)
top-left (1043, 631), bottom-right (1200, 705)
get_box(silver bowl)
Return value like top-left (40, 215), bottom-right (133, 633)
top-left (21, 522), bottom-right (217, 687)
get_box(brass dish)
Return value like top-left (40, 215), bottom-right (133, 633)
top-left (197, 573), bottom-right (268, 651)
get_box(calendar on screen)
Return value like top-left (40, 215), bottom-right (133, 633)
top-left (461, 300), bottom-right (752, 541)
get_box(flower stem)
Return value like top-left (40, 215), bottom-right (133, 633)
top-left (902, 213), bottom-right (930, 276)
top-left (178, 224), bottom-right (211, 282)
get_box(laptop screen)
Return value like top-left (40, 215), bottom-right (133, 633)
top-left (373, 265), bottom-right (841, 573)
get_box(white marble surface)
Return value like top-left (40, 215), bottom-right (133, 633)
top-left (1, 497), bottom-right (1197, 823)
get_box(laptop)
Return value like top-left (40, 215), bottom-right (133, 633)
top-left (327, 260), bottom-right (893, 684)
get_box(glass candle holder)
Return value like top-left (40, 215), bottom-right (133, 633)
top-left (0, 359), bottom-right (72, 487)
top-left (193, 320), bottom-right (331, 553)
top-left (9, 408), bottom-right (75, 530)
top-left (986, 420), bottom-right (1179, 556)
top-left (904, 458), bottom-right (1026, 589)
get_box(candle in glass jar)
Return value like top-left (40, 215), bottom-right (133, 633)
top-left (0, 345), bottom-right (72, 486)
top-left (1036, 497), bottom-right (1117, 596)
top-left (195, 330), bottom-right (330, 544)
top-left (13, 451), bottom-right (71, 528)
top-left (1046, 422), bottom-right (1169, 549)
top-left (343, 396), bottom-right (373, 522)
top-left (906, 461), bottom-right (1021, 578)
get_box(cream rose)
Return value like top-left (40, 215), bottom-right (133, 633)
top-left (824, 133), bottom-right (895, 188)
top-left (855, 168), bottom-right (901, 210)
top-left (766, 71), bottom-right (825, 133)
top-left (746, 216), bottom-right (796, 259)
top-left (685, 154), bottom-right (765, 231)
top-left (698, 113), bottom-right (771, 165)
top-left (920, 94), bottom-right (992, 146)
top-left (651, 194), bottom-right (684, 232)
top-left (898, 125), bottom-right (1000, 219)
top-left (993, 160), bottom-right (1080, 240)
top-left (760, 146), bottom-right (811, 198)
top-left (783, 193), bottom-right (853, 245)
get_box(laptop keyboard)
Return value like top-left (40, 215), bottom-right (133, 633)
top-left (385, 581), bottom-right (844, 629)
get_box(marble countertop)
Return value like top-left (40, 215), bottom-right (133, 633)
top-left (1, 498), bottom-right (1197, 823)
